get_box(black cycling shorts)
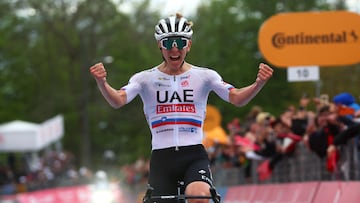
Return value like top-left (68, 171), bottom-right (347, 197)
top-left (148, 144), bottom-right (213, 200)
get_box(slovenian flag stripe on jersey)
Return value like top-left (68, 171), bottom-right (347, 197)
top-left (151, 118), bottom-right (202, 128)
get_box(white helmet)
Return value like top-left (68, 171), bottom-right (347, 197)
top-left (154, 13), bottom-right (193, 41)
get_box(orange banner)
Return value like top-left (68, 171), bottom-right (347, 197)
top-left (258, 11), bottom-right (360, 68)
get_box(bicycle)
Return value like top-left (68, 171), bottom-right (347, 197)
top-left (142, 181), bottom-right (221, 203)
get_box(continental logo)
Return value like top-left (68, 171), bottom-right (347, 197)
top-left (258, 11), bottom-right (360, 67)
top-left (272, 31), bottom-right (358, 49)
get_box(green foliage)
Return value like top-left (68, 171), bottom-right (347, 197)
top-left (0, 0), bottom-right (356, 169)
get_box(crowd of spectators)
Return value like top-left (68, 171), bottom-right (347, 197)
top-left (120, 156), bottom-right (149, 187)
top-left (1, 92), bottom-right (360, 196)
top-left (0, 150), bottom-right (94, 196)
top-left (206, 92), bottom-right (360, 182)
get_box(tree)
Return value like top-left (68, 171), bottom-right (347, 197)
top-left (0, 0), bottom-right (159, 167)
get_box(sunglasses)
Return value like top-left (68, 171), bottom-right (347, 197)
top-left (160, 37), bottom-right (189, 50)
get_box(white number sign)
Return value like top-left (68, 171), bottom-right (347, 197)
top-left (287, 66), bottom-right (319, 82)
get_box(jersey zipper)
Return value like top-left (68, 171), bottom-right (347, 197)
top-left (173, 75), bottom-right (179, 151)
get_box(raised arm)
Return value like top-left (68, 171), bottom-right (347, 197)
top-left (89, 63), bottom-right (127, 109)
top-left (229, 63), bottom-right (273, 107)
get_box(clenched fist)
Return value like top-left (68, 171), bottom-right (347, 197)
top-left (89, 63), bottom-right (107, 83)
top-left (256, 63), bottom-right (273, 85)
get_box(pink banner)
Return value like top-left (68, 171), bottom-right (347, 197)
top-left (16, 186), bottom-right (91, 203)
top-left (223, 181), bottom-right (360, 203)
top-left (4, 181), bottom-right (360, 203)
top-left (8, 184), bottom-right (126, 203)
top-left (313, 181), bottom-right (360, 203)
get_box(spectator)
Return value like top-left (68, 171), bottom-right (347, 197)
top-left (242, 105), bottom-right (262, 132)
top-left (332, 92), bottom-right (360, 119)
top-left (306, 105), bottom-right (343, 172)
top-left (0, 163), bottom-right (16, 195)
top-left (328, 92), bottom-right (360, 170)
top-left (239, 112), bottom-right (279, 181)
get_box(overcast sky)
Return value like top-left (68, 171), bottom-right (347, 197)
top-left (347, 0), bottom-right (360, 13)
top-left (148, 0), bottom-right (204, 16)
top-left (118, 0), bottom-right (204, 17)
top-left (119, 0), bottom-right (359, 16)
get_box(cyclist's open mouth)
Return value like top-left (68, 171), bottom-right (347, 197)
top-left (170, 55), bottom-right (181, 61)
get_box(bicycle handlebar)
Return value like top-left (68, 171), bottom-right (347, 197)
top-left (142, 184), bottom-right (221, 203)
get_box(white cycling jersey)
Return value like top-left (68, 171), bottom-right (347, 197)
top-left (121, 65), bottom-right (235, 150)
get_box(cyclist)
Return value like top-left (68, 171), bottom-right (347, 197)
top-left (90, 13), bottom-right (273, 203)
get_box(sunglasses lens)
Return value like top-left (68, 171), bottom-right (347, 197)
top-left (161, 39), bottom-right (172, 49)
top-left (175, 38), bottom-right (187, 49)
top-left (161, 38), bottom-right (188, 50)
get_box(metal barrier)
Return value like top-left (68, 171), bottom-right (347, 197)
top-left (212, 141), bottom-right (360, 187)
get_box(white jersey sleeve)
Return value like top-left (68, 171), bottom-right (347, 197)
top-left (120, 71), bottom-right (144, 104)
top-left (204, 69), bottom-right (235, 102)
